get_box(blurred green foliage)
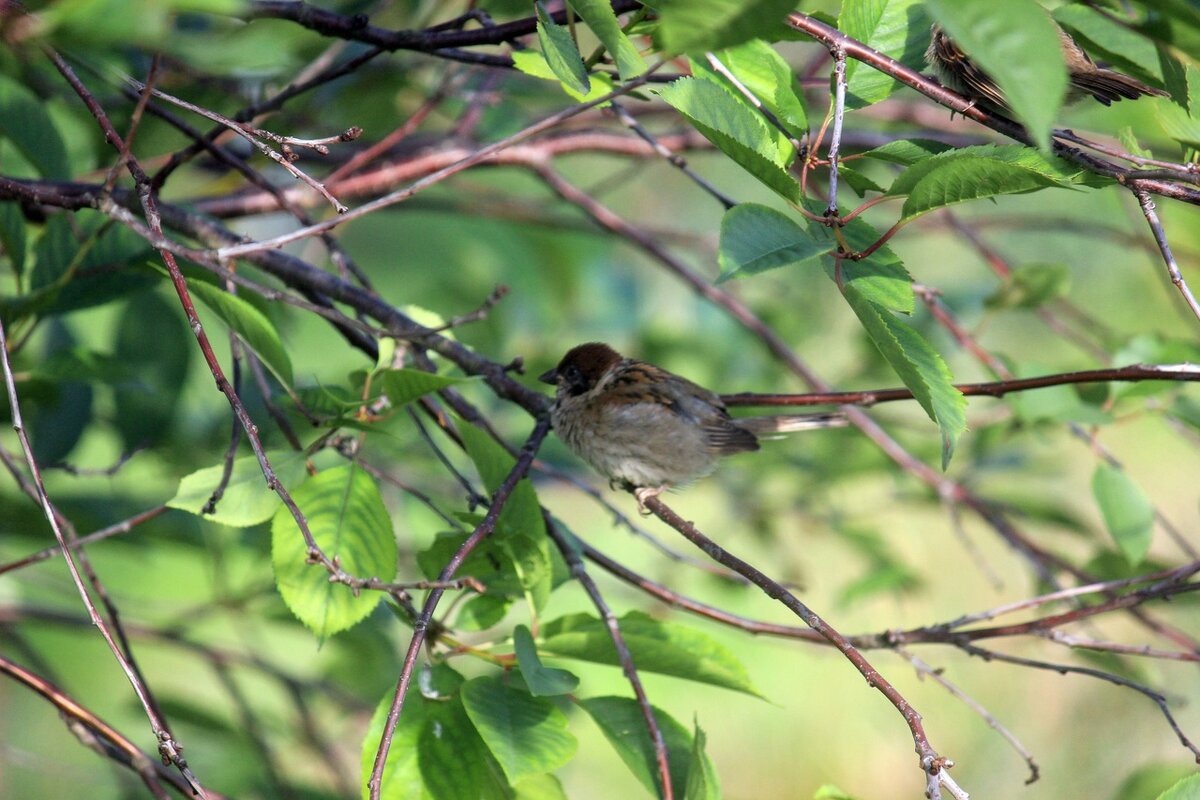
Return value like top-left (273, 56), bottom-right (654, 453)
top-left (1, 1), bottom-right (1199, 799)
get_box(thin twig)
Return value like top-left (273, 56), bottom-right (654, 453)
top-left (0, 654), bottom-right (227, 800)
top-left (120, 73), bottom-right (352, 213)
top-left (1134, 187), bottom-right (1200, 323)
top-left (644, 496), bottom-right (952, 792)
top-left (216, 63), bottom-right (666, 259)
top-left (45, 45), bottom-right (385, 667)
top-left (0, 313), bottom-right (205, 795)
top-left (0, 505), bottom-right (167, 577)
top-left (956, 641), bottom-right (1200, 762)
top-left (367, 418), bottom-right (551, 800)
top-left (703, 52), bottom-right (800, 152)
top-left (825, 45), bottom-right (846, 218)
top-left (609, 99), bottom-right (736, 209)
top-left (719, 364), bottom-right (1200, 407)
top-left (897, 647), bottom-right (1039, 784)
top-left (544, 515), bottom-right (673, 800)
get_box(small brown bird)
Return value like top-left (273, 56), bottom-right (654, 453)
top-left (925, 23), bottom-right (1167, 114)
top-left (539, 342), bottom-right (845, 509)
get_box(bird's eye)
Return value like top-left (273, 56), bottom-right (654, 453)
top-left (562, 364), bottom-right (589, 394)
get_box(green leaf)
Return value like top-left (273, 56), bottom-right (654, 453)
top-left (374, 337), bottom-right (398, 372)
top-left (837, 165), bottom-right (887, 197)
top-left (656, 77), bottom-right (800, 201)
top-left (684, 722), bottom-right (720, 800)
top-left (32, 348), bottom-right (132, 384)
top-left (838, 561), bottom-right (921, 607)
top-left (579, 696), bottom-right (697, 799)
top-left (24, 322), bottom-right (93, 465)
top-left (10, 212), bottom-right (142, 321)
top-left (925, 0), bottom-right (1067, 149)
top-left (888, 144), bottom-right (1108, 220)
top-left (445, 597), bottom-right (503, 635)
top-left (458, 438), bottom-right (559, 602)
top-left (813, 786), bottom-right (858, 800)
top-left (0, 73), bottom-right (71, 179)
top-left (458, 421), bottom-right (546, 542)
top-left (842, 285), bottom-right (967, 467)
top-left (419, 529), bottom-right (547, 603)
top-left (786, 199), bottom-right (914, 314)
top-left (272, 465), bottom-right (397, 637)
top-left (294, 384), bottom-right (365, 418)
top-left (456, 421), bottom-right (554, 609)
top-left (112, 292), bottom-right (191, 451)
top-left (839, 0), bottom-right (931, 108)
top-left (513, 625), bottom-right (579, 697)
top-left (378, 367), bottom-right (472, 407)
top-left (168, 451), bottom-right (309, 527)
top-left (459, 676), bottom-right (578, 784)
top-left (887, 145), bottom-right (1107, 221)
top-left (670, 72), bottom-right (794, 165)
top-left (567, 0), bottom-right (646, 79)
top-left (1092, 465), bottom-right (1154, 566)
top-left (30, 214), bottom-right (82, 291)
top-left (16, 212), bottom-right (156, 317)
top-left (1154, 64), bottom-right (1200, 150)
top-left (361, 686), bottom-right (432, 800)
top-left (39, 0), bottom-right (248, 48)
top-left (0, 201), bottom-right (26, 278)
top-left (1053, 5), bottom-right (1165, 84)
top-left (514, 773), bottom-right (568, 800)
top-left (1139, 4), bottom-right (1200, 74)
top-left (1156, 772), bottom-right (1200, 800)
top-left (512, 50), bottom-right (618, 103)
top-left (656, 0), bottom-right (802, 54)
top-left (717, 203), bottom-right (829, 281)
top-left (1114, 764), bottom-right (1199, 800)
top-left (536, 2), bottom-right (591, 96)
top-left (861, 138), bottom-right (954, 165)
top-left (819, 225), bottom-right (915, 315)
top-left (419, 692), bottom-right (508, 800)
top-left (540, 611), bottom-right (761, 696)
top-left (187, 278), bottom-right (294, 387)
top-left (984, 263), bottom-right (1072, 309)
top-left (705, 39), bottom-right (808, 137)
top-left (1117, 126), bottom-right (1154, 161)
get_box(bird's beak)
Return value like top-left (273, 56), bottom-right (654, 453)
top-left (537, 368), bottom-right (557, 385)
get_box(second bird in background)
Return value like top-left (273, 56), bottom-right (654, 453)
top-left (925, 21), bottom-right (1167, 115)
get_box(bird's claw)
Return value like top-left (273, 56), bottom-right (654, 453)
top-left (634, 486), bottom-right (666, 515)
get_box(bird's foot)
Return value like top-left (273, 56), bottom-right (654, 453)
top-left (634, 486), bottom-right (667, 515)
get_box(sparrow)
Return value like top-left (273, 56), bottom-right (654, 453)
top-left (539, 342), bottom-right (845, 509)
top-left (925, 22), bottom-right (1167, 115)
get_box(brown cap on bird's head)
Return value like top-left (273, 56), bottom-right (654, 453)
top-left (538, 342), bottom-right (624, 394)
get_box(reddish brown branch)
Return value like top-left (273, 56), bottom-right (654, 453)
top-left (246, 0), bottom-right (643, 55)
top-left (721, 364), bottom-right (1200, 407)
top-left (0, 506), bottom-right (167, 577)
top-left (544, 515), bottom-right (673, 800)
top-left (0, 654), bottom-right (231, 800)
top-left (955, 642), bottom-right (1200, 762)
top-left (644, 496), bottom-right (950, 793)
top-left (783, 12), bottom-right (1200, 206)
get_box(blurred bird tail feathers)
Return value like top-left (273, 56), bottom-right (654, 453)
top-left (737, 412), bottom-right (847, 435)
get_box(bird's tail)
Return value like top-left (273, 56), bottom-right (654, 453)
top-left (1071, 69), bottom-right (1168, 105)
top-left (736, 412), bottom-right (847, 435)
